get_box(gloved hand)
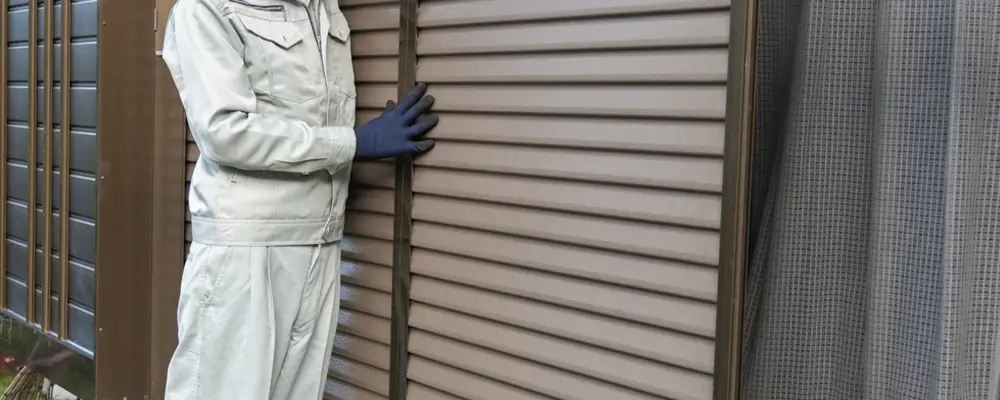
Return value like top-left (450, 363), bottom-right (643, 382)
top-left (353, 83), bottom-right (438, 160)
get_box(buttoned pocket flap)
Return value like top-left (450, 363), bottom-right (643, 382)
top-left (328, 12), bottom-right (351, 43)
top-left (240, 17), bottom-right (304, 50)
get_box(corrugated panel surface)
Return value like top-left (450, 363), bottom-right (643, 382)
top-left (326, 1), bottom-right (397, 399)
top-left (4, 0), bottom-right (99, 354)
top-left (406, 1), bottom-right (728, 399)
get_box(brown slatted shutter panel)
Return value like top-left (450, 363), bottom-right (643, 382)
top-left (327, 1), bottom-right (399, 399)
top-left (404, 1), bottom-right (728, 399)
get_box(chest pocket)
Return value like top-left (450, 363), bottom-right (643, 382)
top-left (237, 14), bottom-right (321, 104)
top-left (326, 11), bottom-right (357, 126)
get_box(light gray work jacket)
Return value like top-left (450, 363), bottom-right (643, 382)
top-left (163, 0), bottom-right (357, 246)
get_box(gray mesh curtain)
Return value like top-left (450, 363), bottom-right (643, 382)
top-left (741, 1), bottom-right (1000, 399)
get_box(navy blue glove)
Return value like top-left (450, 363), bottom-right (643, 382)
top-left (353, 83), bottom-right (438, 160)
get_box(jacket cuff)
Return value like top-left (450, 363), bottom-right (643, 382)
top-left (322, 125), bottom-right (357, 172)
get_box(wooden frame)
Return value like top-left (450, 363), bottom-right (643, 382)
top-left (714, 0), bottom-right (760, 398)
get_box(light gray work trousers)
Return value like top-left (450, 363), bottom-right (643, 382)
top-left (164, 242), bottom-right (342, 400)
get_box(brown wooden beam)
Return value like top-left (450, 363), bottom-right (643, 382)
top-left (0, 0), bottom-right (10, 311)
top-left (95, 0), bottom-right (157, 397)
top-left (59, 0), bottom-right (74, 342)
top-left (389, 1), bottom-right (418, 399)
top-left (714, 0), bottom-right (759, 398)
top-left (148, 22), bottom-right (188, 400)
top-left (42, 0), bottom-right (56, 333)
top-left (26, 0), bottom-right (39, 326)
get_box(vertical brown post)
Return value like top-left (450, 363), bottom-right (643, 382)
top-left (714, 0), bottom-right (758, 398)
top-left (389, 1), bottom-right (418, 399)
top-left (59, 0), bottom-right (73, 340)
top-left (95, 0), bottom-right (156, 397)
top-left (42, 0), bottom-right (55, 333)
top-left (26, 0), bottom-right (39, 326)
top-left (149, 0), bottom-right (189, 396)
top-left (0, 0), bottom-right (9, 310)
top-left (148, 59), bottom-right (186, 399)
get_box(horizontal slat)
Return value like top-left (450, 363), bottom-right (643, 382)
top-left (342, 236), bottom-right (393, 267)
top-left (6, 126), bottom-right (99, 172)
top-left (417, 49), bottom-right (729, 83)
top-left (6, 0), bottom-right (99, 42)
top-left (28, 291), bottom-right (95, 350)
top-left (410, 329), bottom-right (689, 400)
top-left (423, 84), bottom-right (726, 119)
top-left (422, 113), bottom-right (724, 155)
top-left (356, 84), bottom-right (397, 109)
top-left (406, 382), bottom-right (463, 400)
top-left (412, 222), bottom-right (717, 300)
top-left (411, 277), bottom-right (714, 370)
top-left (5, 238), bottom-right (95, 310)
top-left (344, 211), bottom-right (394, 241)
top-left (341, 5), bottom-right (399, 30)
top-left (324, 379), bottom-right (386, 400)
top-left (351, 161), bottom-right (395, 188)
top-left (418, 0), bottom-right (730, 27)
top-left (411, 304), bottom-right (714, 389)
top-left (328, 355), bottom-right (391, 397)
top-left (333, 332), bottom-right (391, 371)
top-left (6, 86), bottom-right (99, 128)
top-left (5, 202), bottom-right (96, 264)
top-left (413, 168), bottom-right (721, 227)
top-left (352, 31), bottom-right (400, 56)
top-left (5, 277), bottom-right (95, 352)
top-left (340, 260), bottom-right (392, 293)
top-left (341, 283), bottom-right (392, 320)
top-left (346, 187), bottom-right (394, 214)
top-left (6, 163), bottom-right (97, 219)
top-left (411, 249), bottom-right (716, 336)
top-left (413, 195), bottom-right (720, 265)
top-left (417, 12), bottom-right (729, 54)
top-left (354, 58), bottom-right (398, 83)
top-left (414, 141), bottom-right (723, 192)
top-left (7, 41), bottom-right (98, 83)
top-left (407, 356), bottom-right (544, 400)
top-left (338, 309), bottom-right (391, 345)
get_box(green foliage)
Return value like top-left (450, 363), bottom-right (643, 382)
top-left (0, 375), bottom-right (13, 393)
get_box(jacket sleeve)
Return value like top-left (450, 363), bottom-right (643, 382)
top-left (162, 0), bottom-right (356, 174)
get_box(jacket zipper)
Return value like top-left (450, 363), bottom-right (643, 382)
top-left (305, 0), bottom-right (337, 236)
top-left (228, 0), bottom-right (284, 12)
top-left (304, 0), bottom-right (328, 125)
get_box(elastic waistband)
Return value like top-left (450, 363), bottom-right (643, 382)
top-left (190, 215), bottom-right (344, 246)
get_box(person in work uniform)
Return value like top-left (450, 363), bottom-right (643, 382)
top-left (160, 0), bottom-right (436, 398)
